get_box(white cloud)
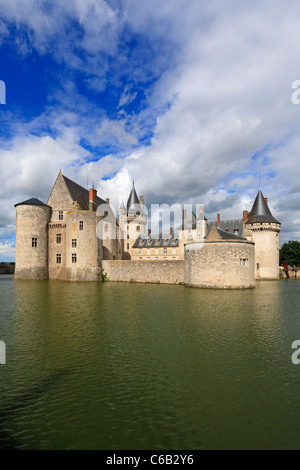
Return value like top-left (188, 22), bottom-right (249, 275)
top-left (2, 0), bottom-right (300, 258)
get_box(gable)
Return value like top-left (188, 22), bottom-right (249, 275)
top-left (47, 172), bottom-right (74, 210)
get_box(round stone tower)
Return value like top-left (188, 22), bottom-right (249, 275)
top-left (244, 190), bottom-right (281, 280)
top-left (14, 198), bottom-right (51, 279)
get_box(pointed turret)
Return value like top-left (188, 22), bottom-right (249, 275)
top-left (245, 189), bottom-right (281, 280)
top-left (246, 190), bottom-right (280, 225)
top-left (126, 181), bottom-right (140, 215)
top-left (119, 200), bottom-right (126, 213)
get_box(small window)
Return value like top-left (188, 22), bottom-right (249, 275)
top-left (72, 239), bottom-right (77, 248)
top-left (256, 263), bottom-right (260, 270)
top-left (72, 253), bottom-right (77, 263)
top-left (136, 226), bottom-right (140, 232)
top-left (56, 233), bottom-right (61, 244)
top-left (32, 237), bottom-right (37, 247)
top-left (240, 259), bottom-right (248, 267)
top-left (127, 243), bottom-right (129, 250)
top-left (59, 211), bottom-right (63, 220)
top-left (56, 254), bottom-right (61, 264)
top-left (147, 257), bottom-right (150, 260)
top-left (79, 221), bottom-right (83, 230)
top-left (139, 257), bottom-right (142, 260)
top-left (127, 234), bottom-right (129, 239)
top-left (163, 247), bottom-right (167, 254)
top-left (139, 249), bottom-right (142, 255)
top-left (172, 257), bottom-right (176, 259)
top-left (163, 256), bottom-right (167, 260)
top-left (155, 257), bottom-right (159, 260)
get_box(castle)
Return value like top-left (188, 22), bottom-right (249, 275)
top-left (14, 171), bottom-right (281, 288)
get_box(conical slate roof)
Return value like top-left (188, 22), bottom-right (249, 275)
top-left (127, 182), bottom-right (140, 215)
top-left (14, 198), bottom-right (49, 208)
top-left (246, 190), bottom-right (280, 225)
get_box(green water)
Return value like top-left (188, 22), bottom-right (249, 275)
top-left (0, 275), bottom-right (300, 450)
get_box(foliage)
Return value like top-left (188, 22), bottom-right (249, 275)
top-left (101, 271), bottom-right (109, 282)
top-left (279, 240), bottom-right (300, 266)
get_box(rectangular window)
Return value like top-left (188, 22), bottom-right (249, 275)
top-left (72, 239), bottom-right (77, 248)
top-left (147, 257), bottom-right (150, 260)
top-left (139, 257), bottom-right (142, 260)
top-left (72, 253), bottom-right (77, 263)
top-left (56, 233), bottom-right (61, 244)
top-left (172, 257), bottom-right (176, 259)
top-left (127, 243), bottom-right (129, 250)
top-left (127, 234), bottom-right (129, 239)
top-left (139, 249), bottom-right (142, 255)
top-left (155, 257), bottom-right (158, 260)
top-left (56, 254), bottom-right (61, 264)
top-left (32, 237), bottom-right (37, 247)
top-left (59, 211), bottom-right (63, 220)
top-left (163, 247), bottom-right (167, 254)
top-left (163, 256), bottom-right (167, 260)
top-left (79, 221), bottom-right (83, 230)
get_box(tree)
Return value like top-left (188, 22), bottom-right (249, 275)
top-left (279, 240), bottom-right (300, 266)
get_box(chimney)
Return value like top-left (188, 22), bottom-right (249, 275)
top-left (89, 186), bottom-right (97, 211)
top-left (139, 195), bottom-right (144, 205)
top-left (106, 197), bottom-right (110, 204)
top-left (148, 228), bottom-right (151, 238)
top-left (217, 213), bottom-right (220, 228)
top-left (170, 227), bottom-right (173, 237)
top-left (243, 210), bottom-right (248, 223)
top-left (265, 197), bottom-right (268, 205)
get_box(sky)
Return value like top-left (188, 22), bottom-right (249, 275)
top-left (1, 0), bottom-right (300, 261)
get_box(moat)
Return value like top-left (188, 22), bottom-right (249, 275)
top-left (0, 275), bottom-right (300, 449)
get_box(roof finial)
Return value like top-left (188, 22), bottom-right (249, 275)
top-left (258, 166), bottom-right (261, 190)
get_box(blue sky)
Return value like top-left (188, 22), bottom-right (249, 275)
top-left (1, 0), bottom-right (300, 260)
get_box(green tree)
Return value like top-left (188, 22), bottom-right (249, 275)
top-left (279, 240), bottom-right (300, 266)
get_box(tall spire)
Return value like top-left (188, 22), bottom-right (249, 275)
top-left (246, 190), bottom-right (280, 224)
top-left (126, 181), bottom-right (139, 215)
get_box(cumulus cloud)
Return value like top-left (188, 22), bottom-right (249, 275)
top-left (1, 0), bottom-right (300, 260)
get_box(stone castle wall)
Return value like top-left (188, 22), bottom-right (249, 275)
top-left (49, 210), bottom-right (101, 281)
top-left (14, 204), bottom-right (51, 280)
top-left (102, 260), bottom-right (184, 284)
top-left (184, 240), bottom-right (255, 289)
top-left (247, 224), bottom-right (280, 280)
